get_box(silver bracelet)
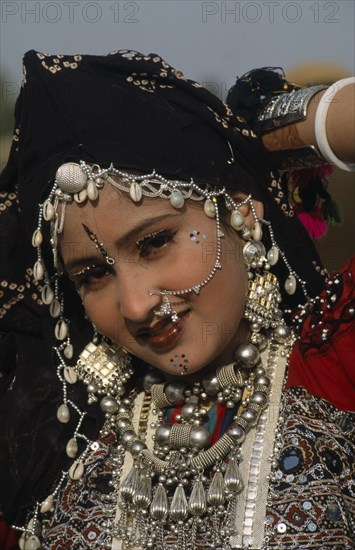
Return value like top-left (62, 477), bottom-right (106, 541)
top-left (255, 85), bottom-right (328, 133)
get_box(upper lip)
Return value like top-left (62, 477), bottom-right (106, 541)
top-left (136, 310), bottom-right (189, 337)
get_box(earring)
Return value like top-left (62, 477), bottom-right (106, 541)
top-left (75, 340), bottom-right (133, 408)
top-left (242, 239), bottom-right (282, 332)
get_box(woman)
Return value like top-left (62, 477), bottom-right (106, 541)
top-left (0, 50), bottom-right (354, 550)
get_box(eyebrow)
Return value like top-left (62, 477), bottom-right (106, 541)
top-left (64, 213), bottom-right (181, 272)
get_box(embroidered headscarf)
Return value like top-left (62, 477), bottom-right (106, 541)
top-left (0, 50), bottom-right (326, 520)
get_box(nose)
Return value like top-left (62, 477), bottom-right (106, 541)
top-left (115, 268), bottom-right (162, 324)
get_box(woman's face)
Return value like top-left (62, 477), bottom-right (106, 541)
top-left (60, 184), bottom-right (253, 378)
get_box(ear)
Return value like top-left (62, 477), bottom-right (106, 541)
top-left (230, 193), bottom-right (264, 229)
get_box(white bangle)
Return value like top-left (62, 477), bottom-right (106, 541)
top-left (315, 76), bottom-right (355, 172)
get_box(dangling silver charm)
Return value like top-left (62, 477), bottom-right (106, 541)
top-left (152, 291), bottom-right (179, 323)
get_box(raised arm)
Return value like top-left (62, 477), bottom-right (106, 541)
top-left (261, 78), bottom-right (355, 170)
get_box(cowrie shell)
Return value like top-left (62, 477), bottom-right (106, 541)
top-left (204, 199), bottom-right (216, 218)
top-left (43, 200), bottom-right (55, 221)
top-left (129, 182), bottom-right (142, 202)
top-left (64, 344), bottom-right (74, 359)
top-left (170, 189), bottom-right (184, 209)
top-left (33, 260), bottom-right (44, 281)
top-left (66, 437), bottom-right (78, 458)
top-left (64, 366), bottom-right (77, 384)
top-left (55, 319), bottom-right (68, 340)
top-left (57, 403), bottom-right (70, 423)
top-left (40, 494), bottom-right (55, 513)
top-left (31, 229), bottom-right (43, 247)
top-left (69, 460), bottom-right (84, 480)
top-left (285, 274), bottom-right (297, 295)
top-left (41, 284), bottom-right (54, 305)
top-left (49, 299), bottom-right (61, 318)
top-left (74, 188), bottom-right (87, 203)
top-left (87, 180), bottom-right (99, 201)
top-left (267, 245), bottom-right (279, 266)
top-left (230, 210), bottom-right (245, 230)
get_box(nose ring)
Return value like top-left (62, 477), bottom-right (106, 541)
top-left (150, 291), bottom-right (179, 323)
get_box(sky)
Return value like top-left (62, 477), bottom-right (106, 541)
top-left (1, 0), bottom-right (354, 101)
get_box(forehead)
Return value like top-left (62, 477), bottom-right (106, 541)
top-left (60, 183), bottom-right (203, 243)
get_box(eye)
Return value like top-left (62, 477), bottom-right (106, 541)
top-left (136, 230), bottom-right (177, 258)
top-left (70, 264), bottom-right (111, 288)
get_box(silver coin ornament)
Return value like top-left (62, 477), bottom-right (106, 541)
top-left (56, 162), bottom-right (88, 194)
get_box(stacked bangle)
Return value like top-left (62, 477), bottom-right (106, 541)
top-left (315, 77), bottom-right (355, 172)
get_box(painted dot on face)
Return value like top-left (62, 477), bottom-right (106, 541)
top-left (169, 353), bottom-right (189, 374)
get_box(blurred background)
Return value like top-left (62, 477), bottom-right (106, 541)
top-left (1, 0), bottom-right (354, 270)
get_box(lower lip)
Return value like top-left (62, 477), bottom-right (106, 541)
top-left (141, 311), bottom-right (190, 349)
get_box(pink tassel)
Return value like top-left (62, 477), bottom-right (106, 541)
top-left (296, 205), bottom-right (328, 239)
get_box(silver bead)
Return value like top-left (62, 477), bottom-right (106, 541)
top-left (121, 430), bottom-right (136, 448)
top-left (182, 403), bottom-right (196, 420)
top-left (235, 342), bottom-right (260, 367)
top-left (202, 375), bottom-right (221, 395)
top-left (155, 425), bottom-right (171, 445)
top-left (249, 392), bottom-right (268, 406)
top-left (255, 375), bottom-right (271, 387)
top-left (240, 409), bottom-right (258, 424)
top-left (130, 440), bottom-right (147, 456)
top-left (190, 425), bottom-right (211, 449)
top-left (142, 370), bottom-right (164, 393)
top-left (165, 382), bottom-right (186, 405)
top-left (227, 422), bottom-right (246, 444)
top-left (116, 418), bottom-right (132, 434)
top-left (56, 162), bottom-right (87, 193)
top-left (100, 396), bottom-right (119, 414)
top-left (274, 324), bottom-right (291, 342)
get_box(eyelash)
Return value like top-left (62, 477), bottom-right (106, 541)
top-left (71, 229), bottom-right (176, 288)
top-left (71, 264), bottom-right (110, 288)
top-left (136, 229), bottom-right (177, 258)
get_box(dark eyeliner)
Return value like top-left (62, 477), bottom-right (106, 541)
top-left (136, 229), bottom-right (177, 258)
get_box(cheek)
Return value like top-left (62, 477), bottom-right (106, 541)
top-left (81, 292), bottom-right (122, 340)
